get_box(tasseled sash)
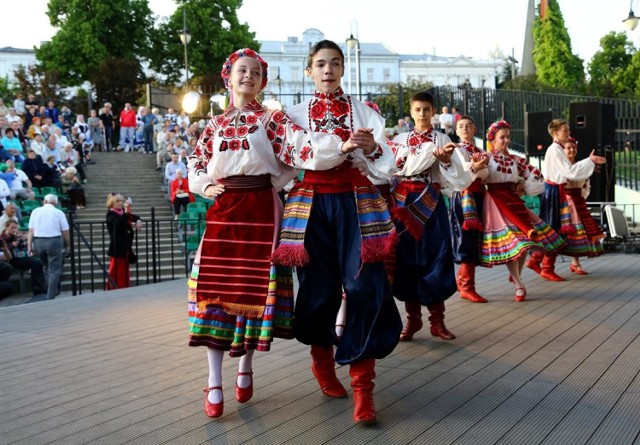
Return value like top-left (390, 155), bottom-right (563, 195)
top-left (391, 180), bottom-right (440, 240)
top-left (461, 179), bottom-right (484, 231)
top-left (547, 180), bottom-right (576, 235)
top-left (272, 169), bottom-right (397, 267)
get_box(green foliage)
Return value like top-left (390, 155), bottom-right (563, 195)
top-left (147, 0), bottom-right (258, 92)
top-left (37, 0), bottom-right (153, 87)
top-left (0, 78), bottom-right (17, 101)
top-left (625, 51), bottom-right (640, 99)
top-left (532, 0), bottom-right (585, 91)
top-left (92, 57), bottom-right (145, 111)
top-left (588, 32), bottom-right (636, 97)
top-left (373, 79), bottom-right (434, 123)
top-left (12, 65), bottom-right (63, 102)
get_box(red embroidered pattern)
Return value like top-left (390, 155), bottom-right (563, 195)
top-left (308, 88), bottom-right (353, 141)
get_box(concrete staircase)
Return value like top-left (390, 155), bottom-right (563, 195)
top-left (63, 150), bottom-right (187, 291)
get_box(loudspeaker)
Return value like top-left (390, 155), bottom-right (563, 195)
top-left (525, 111), bottom-right (552, 157)
top-left (569, 102), bottom-right (615, 202)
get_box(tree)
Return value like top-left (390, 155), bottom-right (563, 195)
top-left (532, 0), bottom-right (585, 92)
top-left (372, 79), bottom-right (434, 123)
top-left (588, 32), bottom-right (637, 98)
top-left (37, 0), bottom-right (153, 101)
top-left (13, 65), bottom-right (63, 103)
top-left (147, 0), bottom-right (258, 92)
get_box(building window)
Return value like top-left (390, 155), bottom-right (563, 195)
top-left (350, 67), bottom-right (356, 85)
top-left (383, 68), bottom-right (391, 82)
top-left (367, 68), bottom-right (374, 82)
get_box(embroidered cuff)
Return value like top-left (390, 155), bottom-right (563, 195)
top-left (202, 183), bottom-right (214, 195)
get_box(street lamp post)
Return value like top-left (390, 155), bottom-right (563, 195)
top-left (346, 34), bottom-right (361, 100)
top-left (623, 1), bottom-right (639, 30)
top-left (179, 9), bottom-right (191, 87)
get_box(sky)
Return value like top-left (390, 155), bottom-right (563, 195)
top-left (2, 0), bottom-right (639, 65)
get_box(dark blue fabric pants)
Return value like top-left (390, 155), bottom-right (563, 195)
top-left (294, 192), bottom-right (402, 365)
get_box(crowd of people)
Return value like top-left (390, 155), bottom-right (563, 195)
top-left (184, 43), bottom-right (608, 425)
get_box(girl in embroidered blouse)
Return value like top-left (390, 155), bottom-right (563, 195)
top-left (480, 120), bottom-right (565, 302)
top-left (187, 48), bottom-right (355, 419)
top-left (561, 137), bottom-right (605, 274)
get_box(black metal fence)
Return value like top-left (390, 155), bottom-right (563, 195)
top-left (67, 209), bottom-right (206, 295)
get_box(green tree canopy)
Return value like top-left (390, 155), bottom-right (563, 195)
top-left (37, 0), bottom-right (154, 104)
top-left (588, 32), bottom-right (637, 98)
top-left (532, 0), bottom-right (585, 92)
top-left (147, 0), bottom-right (258, 92)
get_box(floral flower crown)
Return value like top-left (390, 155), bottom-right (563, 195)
top-left (566, 137), bottom-right (578, 145)
top-left (486, 120), bottom-right (511, 141)
top-left (364, 101), bottom-right (380, 114)
top-left (220, 48), bottom-right (269, 91)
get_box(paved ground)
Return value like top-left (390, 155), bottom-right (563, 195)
top-left (1, 253), bottom-right (640, 445)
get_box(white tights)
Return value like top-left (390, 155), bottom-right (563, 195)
top-left (506, 255), bottom-right (527, 296)
top-left (206, 347), bottom-right (254, 404)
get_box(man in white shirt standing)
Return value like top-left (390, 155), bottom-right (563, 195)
top-left (438, 106), bottom-right (454, 137)
top-left (27, 194), bottom-right (70, 300)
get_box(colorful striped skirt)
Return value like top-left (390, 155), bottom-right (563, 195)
top-left (563, 188), bottom-right (605, 257)
top-left (187, 175), bottom-right (293, 356)
top-left (480, 185), bottom-right (565, 267)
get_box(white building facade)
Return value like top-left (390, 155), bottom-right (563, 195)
top-left (259, 29), bottom-right (503, 109)
top-left (0, 47), bottom-right (37, 84)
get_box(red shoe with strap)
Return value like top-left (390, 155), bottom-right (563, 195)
top-left (570, 264), bottom-right (588, 275)
top-left (203, 386), bottom-right (223, 418)
top-left (235, 371), bottom-right (253, 403)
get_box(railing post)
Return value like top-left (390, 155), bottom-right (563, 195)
top-left (69, 209), bottom-right (77, 296)
top-left (151, 207), bottom-right (158, 283)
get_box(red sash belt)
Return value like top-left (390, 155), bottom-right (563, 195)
top-left (302, 169), bottom-right (367, 193)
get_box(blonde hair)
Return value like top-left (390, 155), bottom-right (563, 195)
top-left (106, 193), bottom-right (124, 209)
top-left (548, 119), bottom-right (568, 137)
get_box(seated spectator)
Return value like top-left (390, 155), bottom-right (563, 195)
top-left (0, 145), bottom-right (13, 163)
top-left (169, 169), bottom-right (194, 217)
top-left (155, 140), bottom-right (173, 171)
top-left (21, 149), bottom-right (45, 188)
top-left (0, 177), bottom-right (11, 212)
top-left (41, 155), bottom-right (62, 189)
top-left (53, 127), bottom-right (69, 151)
top-left (29, 134), bottom-right (46, 158)
top-left (1, 129), bottom-right (25, 163)
top-left (61, 166), bottom-right (86, 209)
top-left (10, 121), bottom-right (27, 149)
top-left (5, 160), bottom-right (35, 201)
top-left (0, 260), bottom-right (13, 300)
top-left (0, 202), bottom-right (20, 229)
top-left (164, 152), bottom-right (187, 183)
top-left (42, 135), bottom-right (61, 164)
top-left (5, 108), bottom-right (22, 126)
top-left (27, 117), bottom-right (42, 139)
top-left (60, 142), bottom-right (87, 182)
top-left (40, 124), bottom-right (51, 142)
top-left (0, 220), bottom-right (47, 297)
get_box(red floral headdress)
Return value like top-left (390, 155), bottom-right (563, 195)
top-left (566, 137), bottom-right (578, 145)
top-left (364, 101), bottom-right (381, 114)
top-left (220, 48), bottom-right (269, 91)
top-left (486, 120), bottom-right (511, 141)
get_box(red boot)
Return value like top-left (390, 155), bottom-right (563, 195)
top-left (540, 253), bottom-right (566, 281)
top-left (457, 262), bottom-right (487, 303)
top-left (310, 345), bottom-right (348, 398)
top-left (427, 301), bottom-right (456, 340)
top-left (399, 301), bottom-right (423, 341)
top-left (350, 358), bottom-right (377, 424)
top-left (526, 251), bottom-right (543, 275)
